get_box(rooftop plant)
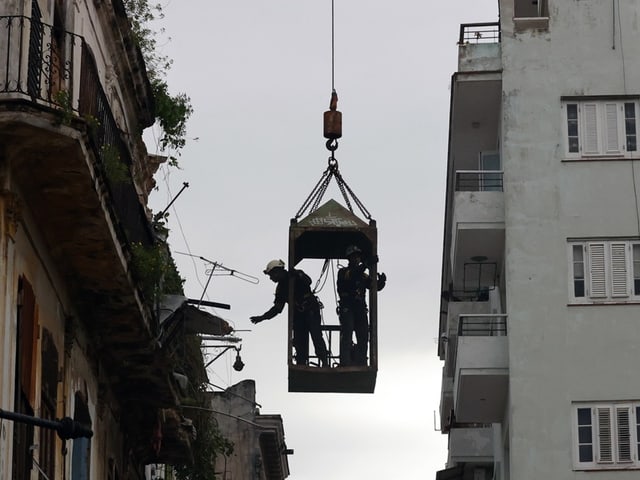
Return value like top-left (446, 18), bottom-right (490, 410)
top-left (123, 0), bottom-right (193, 166)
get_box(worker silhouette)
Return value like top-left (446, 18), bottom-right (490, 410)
top-left (251, 259), bottom-right (329, 367)
top-left (337, 245), bottom-right (386, 366)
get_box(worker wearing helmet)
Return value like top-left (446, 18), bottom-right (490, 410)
top-left (337, 245), bottom-right (386, 366)
top-left (250, 259), bottom-right (329, 367)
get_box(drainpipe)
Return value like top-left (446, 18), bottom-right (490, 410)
top-left (0, 408), bottom-right (92, 440)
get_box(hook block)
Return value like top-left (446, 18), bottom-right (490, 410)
top-left (324, 110), bottom-right (342, 139)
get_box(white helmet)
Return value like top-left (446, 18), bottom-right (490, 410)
top-left (264, 259), bottom-right (285, 274)
top-left (345, 245), bottom-right (362, 257)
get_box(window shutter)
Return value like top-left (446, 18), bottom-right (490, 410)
top-left (610, 242), bottom-right (629, 297)
top-left (596, 407), bottom-right (614, 463)
top-left (583, 104), bottom-right (600, 154)
top-left (604, 103), bottom-right (621, 154)
top-left (588, 243), bottom-right (607, 298)
top-left (616, 406), bottom-right (632, 462)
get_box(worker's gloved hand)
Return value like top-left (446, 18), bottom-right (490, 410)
top-left (377, 272), bottom-right (387, 291)
top-left (250, 315), bottom-right (264, 324)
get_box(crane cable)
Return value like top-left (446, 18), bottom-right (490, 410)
top-left (294, 0), bottom-right (372, 221)
top-left (331, 0), bottom-right (335, 92)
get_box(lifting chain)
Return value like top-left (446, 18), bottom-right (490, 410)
top-left (294, 89), bottom-right (372, 221)
top-left (294, 153), bottom-right (372, 221)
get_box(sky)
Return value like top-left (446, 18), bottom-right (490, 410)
top-left (145, 1), bottom-right (499, 478)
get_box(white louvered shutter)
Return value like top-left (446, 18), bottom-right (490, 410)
top-left (616, 406), bottom-right (633, 463)
top-left (588, 243), bottom-right (607, 298)
top-left (596, 407), bottom-right (614, 463)
top-left (610, 243), bottom-right (629, 297)
top-left (583, 104), bottom-right (600, 154)
top-left (604, 103), bottom-right (621, 154)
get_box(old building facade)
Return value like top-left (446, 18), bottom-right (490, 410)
top-left (438, 1), bottom-right (640, 479)
top-left (210, 381), bottom-right (290, 480)
top-left (0, 0), bottom-right (214, 478)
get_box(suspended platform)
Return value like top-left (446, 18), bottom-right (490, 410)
top-left (288, 199), bottom-right (379, 393)
top-left (289, 364), bottom-right (376, 393)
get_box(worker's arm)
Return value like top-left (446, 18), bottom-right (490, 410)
top-left (251, 280), bottom-right (287, 324)
top-left (250, 300), bottom-right (285, 324)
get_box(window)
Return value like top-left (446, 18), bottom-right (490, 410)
top-left (563, 99), bottom-right (640, 158)
top-left (513, 0), bottom-right (549, 32)
top-left (569, 240), bottom-right (640, 302)
top-left (479, 151), bottom-right (502, 192)
top-left (514, 0), bottom-right (549, 18)
top-left (13, 277), bottom-right (37, 480)
top-left (573, 402), bottom-right (640, 470)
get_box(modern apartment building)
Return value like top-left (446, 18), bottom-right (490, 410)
top-left (437, 1), bottom-right (640, 479)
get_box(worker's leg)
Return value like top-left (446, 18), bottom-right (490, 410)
top-left (292, 316), bottom-right (309, 365)
top-left (353, 305), bottom-right (369, 366)
top-left (307, 308), bottom-right (329, 367)
top-left (339, 306), bottom-right (355, 366)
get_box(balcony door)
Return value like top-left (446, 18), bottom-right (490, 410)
top-left (479, 151), bottom-right (501, 191)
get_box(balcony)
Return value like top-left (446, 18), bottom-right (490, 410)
top-left (457, 22), bottom-right (501, 73)
top-left (450, 174), bottom-right (504, 293)
top-left (450, 19), bottom-right (502, 176)
top-left (448, 84), bottom-right (503, 291)
top-left (0, 16), bottom-right (179, 402)
top-left (449, 426), bottom-right (494, 464)
top-left (1, 15), bottom-right (154, 243)
top-left (453, 315), bottom-right (508, 424)
top-left (440, 296), bottom-right (502, 430)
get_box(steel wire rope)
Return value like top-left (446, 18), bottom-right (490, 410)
top-left (309, 258), bottom-right (342, 357)
top-left (312, 259), bottom-right (333, 351)
top-left (331, 0), bottom-right (336, 92)
top-left (328, 259), bottom-right (342, 362)
top-left (312, 259), bottom-right (331, 294)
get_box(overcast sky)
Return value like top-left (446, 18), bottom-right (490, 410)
top-left (146, 1), bottom-right (499, 478)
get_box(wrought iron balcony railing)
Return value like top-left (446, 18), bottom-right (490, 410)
top-left (445, 313), bottom-right (507, 377)
top-left (0, 15), bottom-right (80, 109)
top-left (458, 22), bottom-right (501, 45)
top-left (458, 314), bottom-right (507, 337)
top-left (455, 170), bottom-right (504, 192)
top-left (0, 15), bottom-right (153, 246)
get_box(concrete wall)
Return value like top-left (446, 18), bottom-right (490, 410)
top-left (459, 43), bottom-right (502, 73)
top-left (500, 0), bottom-right (640, 478)
top-left (449, 426), bottom-right (494, 464)
top-left (211, 380), bottom-right (263, 480)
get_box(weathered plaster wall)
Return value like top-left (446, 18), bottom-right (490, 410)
top-left (500, 0), bottom-right (640, 478)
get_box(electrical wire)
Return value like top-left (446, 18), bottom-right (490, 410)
top-left (616, 0), bottom-right (626, 93)
top-left (615, 0), bottom-right (640, 235)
